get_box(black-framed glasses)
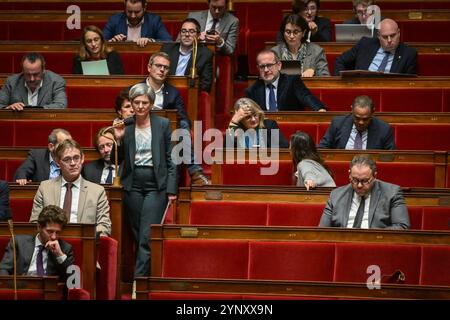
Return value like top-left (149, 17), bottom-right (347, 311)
top-left (180, 28), bottom-right (197, 35)
top-left (349, 176), bottom-right (374, 186)
top-left (257, 63), bottom-right (277, 70)
top-left (284, 29), bottom-right (302, 37)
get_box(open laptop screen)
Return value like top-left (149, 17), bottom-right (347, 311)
top-left (335, 24), bottom-right (374, 42)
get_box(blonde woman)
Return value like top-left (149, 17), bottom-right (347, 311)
top-left (227, 97), bottom-right (289, 148)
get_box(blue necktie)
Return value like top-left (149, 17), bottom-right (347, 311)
top-left (267, 84), bottom-right (277, 111)
top-left (36, 245), bottom-right (45, 276)
top-left (378, 51), bottom-right (390, 72)
top-left (105, 166), bottom-right (113, 184)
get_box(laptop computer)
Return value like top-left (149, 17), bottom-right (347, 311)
top-left (81, 59), bottom-right (110, 75)
top-left (280, 60), bottom-right (302, 75)
top-left (335, 24), bottom-right (375, 42)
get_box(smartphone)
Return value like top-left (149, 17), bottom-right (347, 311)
top-left (206, 29), bottom-right (217, 35)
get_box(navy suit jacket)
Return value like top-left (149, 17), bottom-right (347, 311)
top-left (118, 114), bottom-right (177, 194)
top-left (103, 12), bottom-right (172, 41)
top-left (161, 42), bottom-right (214, 92)
top-left (0, 234), bottom-right (75, 279)
top-left (245, 74), bottom-right (326, 111)
top-left (319, 114), bottom-right (396, 150)
top-left (141, 79), bottom-right (191, 128)
top-left (334, 36), bottom-right (417, 75)
top-left (14, 149), bottom-right (51, 183)
top-left (0, 180), bottom-right (10, 221)
top-left (82, 159), bottom-right (122, 184)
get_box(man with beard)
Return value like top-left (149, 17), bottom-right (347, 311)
top-left (103, 0), bottom-right (172, 47)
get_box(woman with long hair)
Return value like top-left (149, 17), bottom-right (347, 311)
top-left (290, 131), bottom-right (335, 189)
top-left (73, 25), bottom-right (124, 75)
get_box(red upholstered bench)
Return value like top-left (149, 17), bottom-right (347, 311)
top-left (248, 241), bottom-right (335, 281)
top-left (395, 124), bottom-right (450, 150)
top-left (190, 201), bottom-right (268, 226)
top-left (420, 245), bottom-right (450, 286)
top-left (422, 207), bottom-right (450, 231)
top-left (220, 160), bottom-right (293, 185)
top-left (149, 292), bottom-right (242, 300)
top-left (267, 203), bottom-right (324, 227)
top-left (334, 243), bottom-right (422, 284)
top-left (161, 239), bottom-right (249, 279)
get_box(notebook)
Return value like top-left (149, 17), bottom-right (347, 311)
top-left (280, 60), bottom-right (302, 75)
top-left (335, 24), bottom-right (374, 42)
top-left (81, 59), bottom-right (109, 75)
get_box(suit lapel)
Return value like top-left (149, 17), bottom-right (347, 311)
top-left (342, 186), bottom-right (354, 227)
top-left (200, 11), bottom-right (208, 30)
top-left (150, 114), bottom-right (161, 168)
top-left (276, 75), bottom-right (288, 109)
top-left (43, 150), bottom-right (51, 179)
top-left (127, 123), bottom-right (136, 171)
top-left (22, 235), bottom-right (36, 274)
top-left (53, 176), bottom-right (62, 204)
top-left (390, 45), bottom-right (403, 73)
top-left (368, 181), bottom-right (381, 227)
top-left (364, 42), bottom-right (381, 70)
top-left (77, 178), bottom-right (88, 223)
top-left (37, 73), bottom-right (48, 106)
top-left (340, 115), bottom-right (354, 148)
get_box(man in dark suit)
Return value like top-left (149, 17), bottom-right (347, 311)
top-left (319, 95), bottom-right (395, 150)
top-left (0, 52), bottom-right (67, 110)
top-left (245, 49), bottom-right (326, 112)
top-left (319, 154), bottom-right (410, 229)
top-left (0, 205), bottom-right (75, 279)
top-left (82, 127), bottom-right (119, 184)
top-left (144, 52), bottom-right (210, 185)
top-left (103, 0), bottom-right (172, 47)
top-left (14, 128), bottom-right (72, 185)
top-left (334, 18), bottom-right (417, 75)
top-left (0, 180), bottom-right (11, 221)
top-left (161, 18), bottom-right (213, 92)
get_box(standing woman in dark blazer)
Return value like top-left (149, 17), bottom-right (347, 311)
top-left (73, 25), bottom-right (124, 75)
top-left (115, 83), bottom-right (177, 277)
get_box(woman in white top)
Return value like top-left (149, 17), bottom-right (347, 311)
top-left (290, 131), bottom-right (336, 190)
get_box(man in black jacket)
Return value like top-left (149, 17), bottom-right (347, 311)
top-left (319, 95), bottom-right (396, 150)
top-left (0, 205), bottom-right (75, 280)
top-left (161, 18), bottom-right (213, 93)
top-left (82, 127), bottom-right (119, 184)
top-left (245, 49), bottom-right (326, 112)
top-left (334, 18), bottom-right (417, 75)
top-left (14, 128), bottom-right (72, 185)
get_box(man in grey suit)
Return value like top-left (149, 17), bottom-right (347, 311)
top-left (0, 52), bottom-right (67, 111)
top-left (30, 139), bottom-right (112, 237)
top-left (0, 205), bottom-right (74, 280)
top-left (14, 128), bottom-right (72, 185)
top-left (188, 0), bottom-right (239, 55)
top-left (319, 154), bottom-right (410, 230)
top-left (319, 95), bottom-right (396, 150)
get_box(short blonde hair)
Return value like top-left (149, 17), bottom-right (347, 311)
top-left (233, 97), bottom-right (266, 128)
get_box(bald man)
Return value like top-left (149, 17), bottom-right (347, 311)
top-left (334, 18), bottom-right (417, 75)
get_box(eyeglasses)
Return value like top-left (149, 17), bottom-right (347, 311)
top-left (284, 29), bottom-right (303, 37)
top-left (152, 63), bottom-right (170, 71)
top-left (257, 63), bottom-right (277, 70)
top-left (61, 155), bottom-right (81, 165)
top-left (350, 177), bottom-right (374, 186)
top-left (180, 28), bottom-right (197, 35)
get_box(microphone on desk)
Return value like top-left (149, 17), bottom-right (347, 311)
top-left (7, 216), bottom-right (18, 301)
top-left (189, 35), bottom-right (198, 88)
top-left (100, 117), bottom-right (133, 187)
